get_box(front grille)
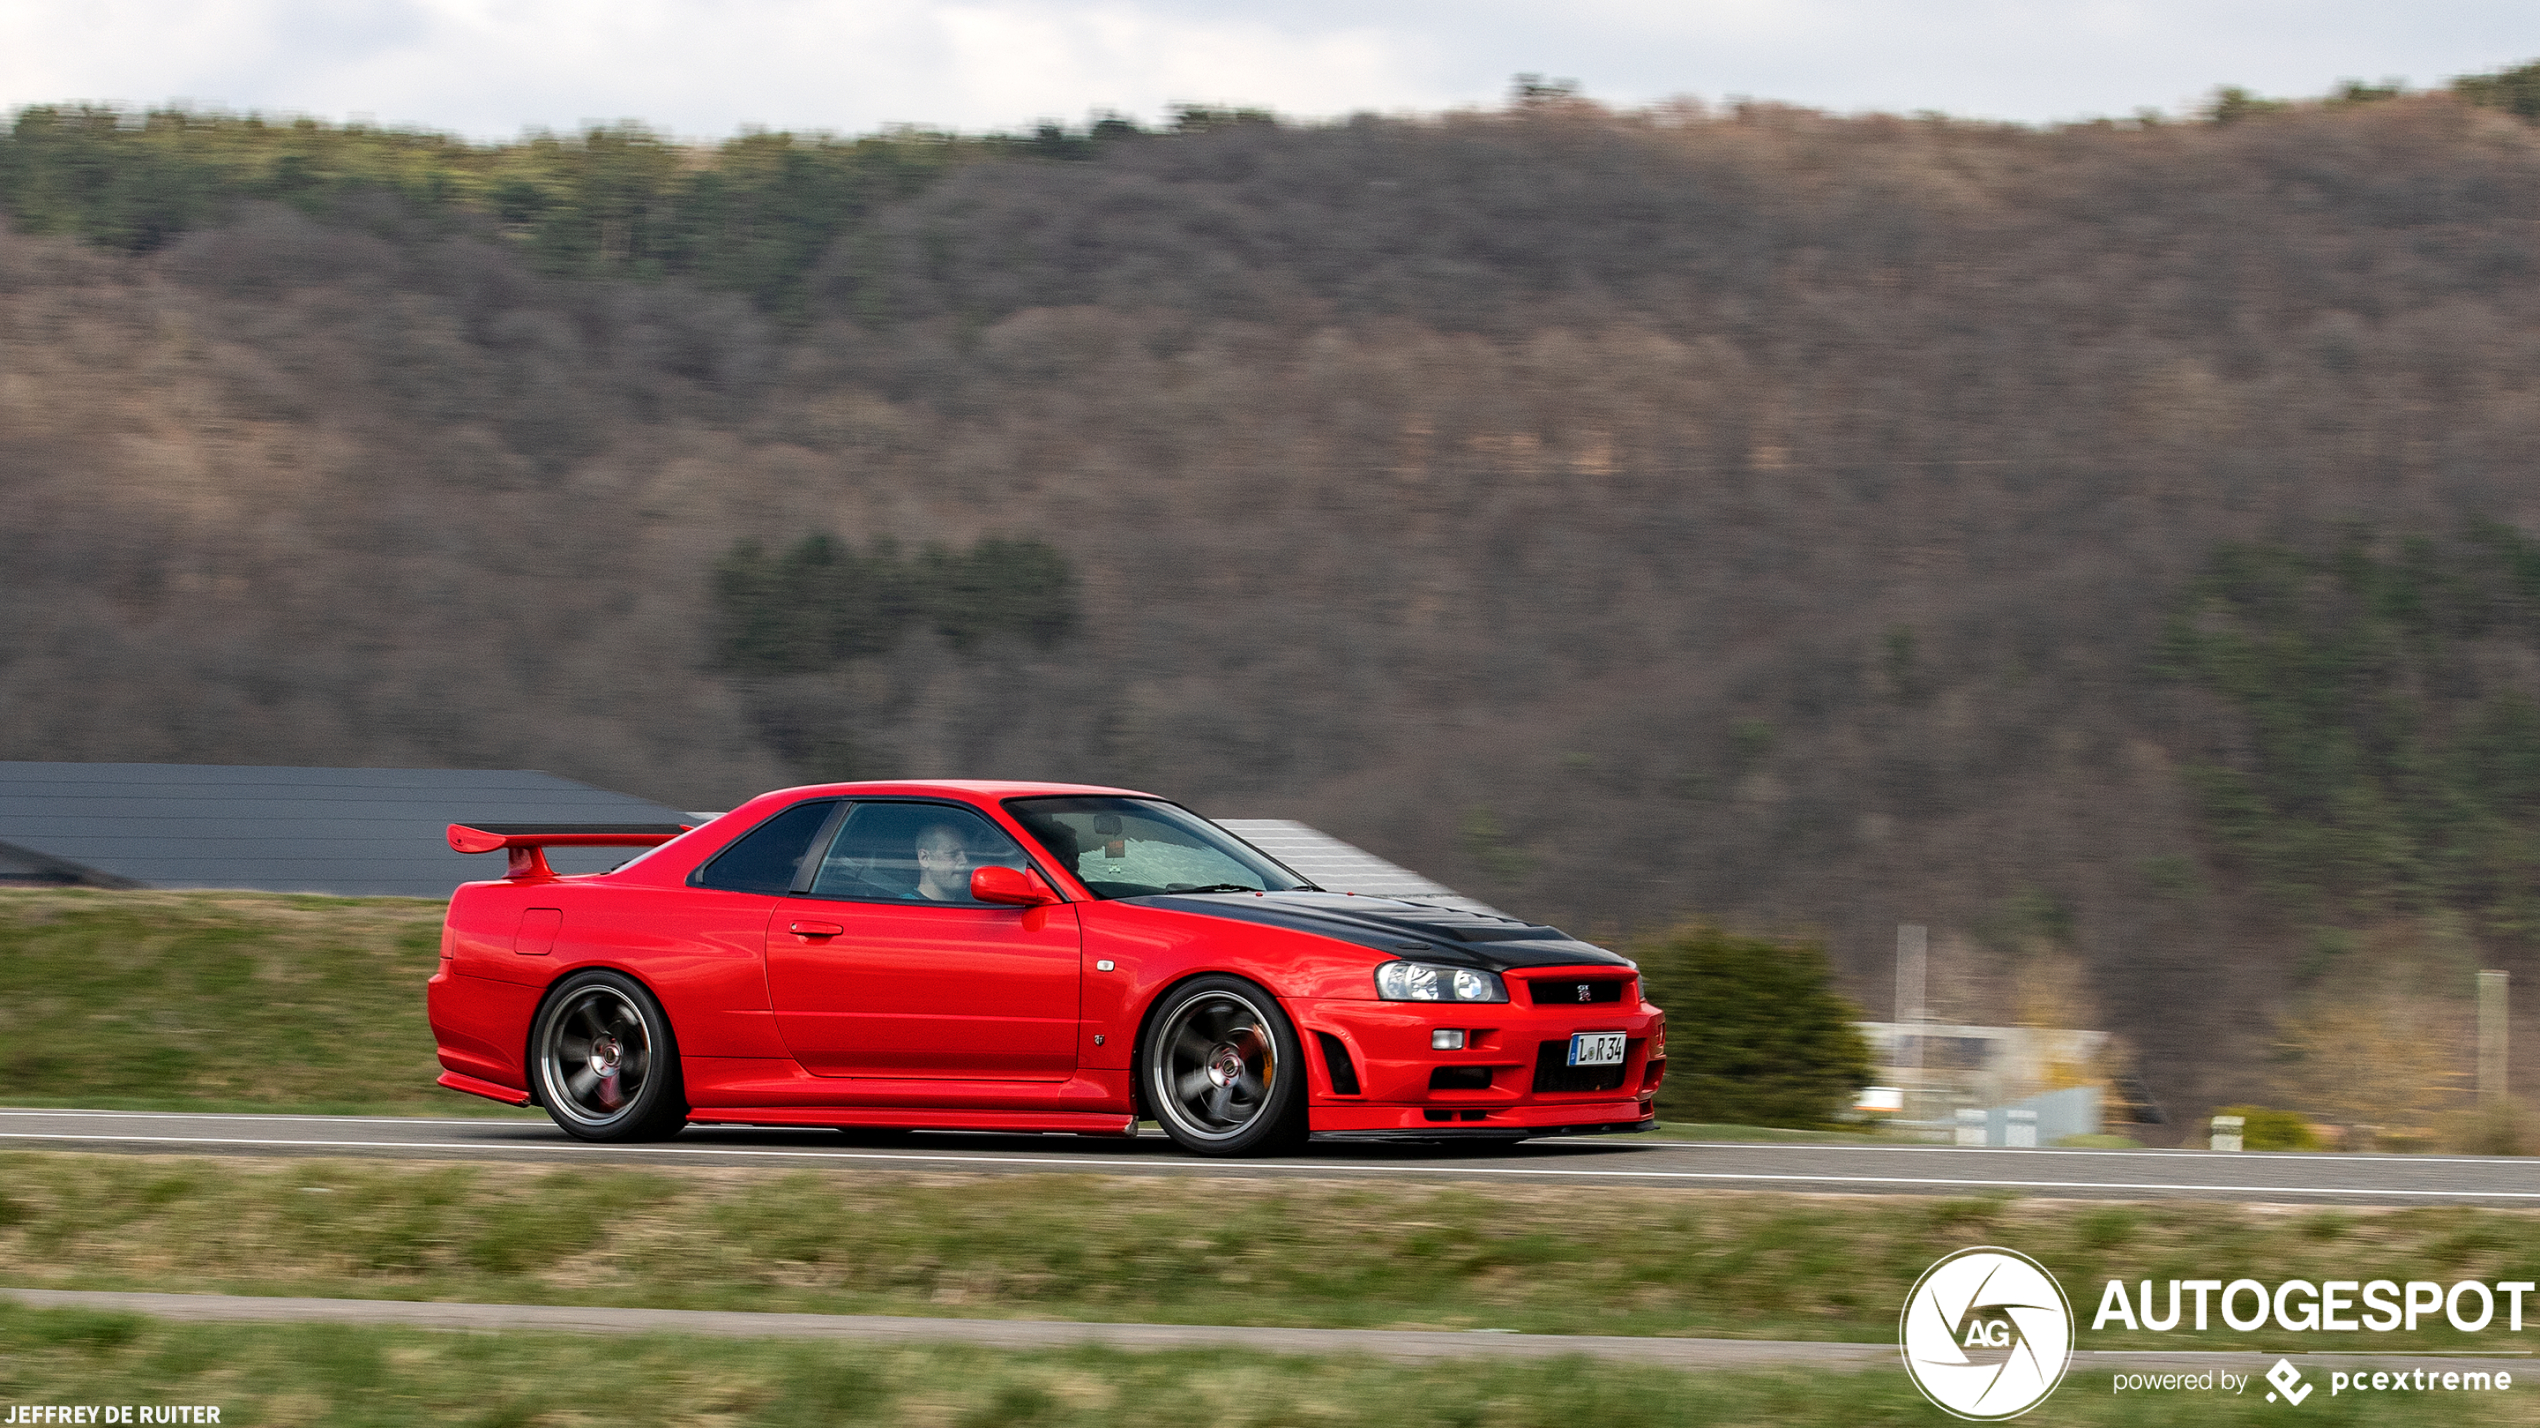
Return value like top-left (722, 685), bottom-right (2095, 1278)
top-left (1531, 1038), bottom-right (1637, 1093)
top-left (1526, 977), bottom-right (1627, 1007)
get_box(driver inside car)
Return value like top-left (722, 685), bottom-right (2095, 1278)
top-left (912, 822), bottom-right (975, 901)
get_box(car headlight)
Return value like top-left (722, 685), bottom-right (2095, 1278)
top-left (1374, 961), bottom-right (1507, 1003)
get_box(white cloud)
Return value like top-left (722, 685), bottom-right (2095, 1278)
top-left (0, 0), bottom-right (2530, 141)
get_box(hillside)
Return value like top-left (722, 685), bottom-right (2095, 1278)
top-left (9, 83), bottom-right (2540, 1119)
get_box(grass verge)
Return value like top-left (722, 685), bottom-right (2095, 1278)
top-left (9, 1152), bottom-right (2540, 1352)
top-left (7, 1303), bottom-right (2530, 1427)
top-left (0, 888), bottom-right (475, 1113)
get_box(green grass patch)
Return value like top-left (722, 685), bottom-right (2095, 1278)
top-left (6, 1304), bottom-right (2529, 1428)
top-left (13, 1152), bottom-right (2540, 1352)
top-left (0, 888), bottom-right (505, 1114)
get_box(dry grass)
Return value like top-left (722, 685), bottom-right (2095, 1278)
top-left (8, 1151), bottom-right (2540, 1351)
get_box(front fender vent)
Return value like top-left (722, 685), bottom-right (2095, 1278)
top-left (1315, 1032), bottom-right (1362, 1096)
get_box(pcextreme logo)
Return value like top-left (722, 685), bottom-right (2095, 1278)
top-left (1900, 1247), bottom-right (2075, 1420)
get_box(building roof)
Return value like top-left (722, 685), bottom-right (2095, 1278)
top-left (0, 763), bottom-right (696, 898)
top-left (0, 766), bottom-right (1494, 911)
top-left (1212, 818), bottom-right (1501, 915)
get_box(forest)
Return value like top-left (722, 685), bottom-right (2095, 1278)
top-left (7, 64), bottom-right (2540, 1120)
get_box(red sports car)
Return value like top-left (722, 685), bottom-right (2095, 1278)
top-left (427, 781), bottom-right (1664, 1156)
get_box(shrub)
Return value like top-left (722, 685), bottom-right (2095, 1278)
top-left (2216, 1105), bottom-right (2324, 1151)
top-left (1632, 922), bottom-right (1871, 1128)
top-left (2440, 1101), bottom-right (2530, 1156)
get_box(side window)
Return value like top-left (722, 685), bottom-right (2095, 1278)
top-left (808, 803), bottom-right (1031, 906)
top-left (690, 801), bottom-right (840, 894)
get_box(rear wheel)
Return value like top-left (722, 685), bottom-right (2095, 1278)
top-left (1139, 975), bottom-right (1307, 1157)
top-left (530, 970), bottom-right (687, 1142)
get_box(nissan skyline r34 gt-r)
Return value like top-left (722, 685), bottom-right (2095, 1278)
top-left (426, 781), bottom-right (1665, 1156)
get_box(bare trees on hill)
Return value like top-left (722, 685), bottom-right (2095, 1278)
top-left (6, 92), bottom-right (2540, 1111)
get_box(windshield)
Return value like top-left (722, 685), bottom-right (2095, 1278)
top-left (1003, 796), bottom-right (1314, 899)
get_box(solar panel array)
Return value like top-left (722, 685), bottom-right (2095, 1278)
top-left (0, 763), bottom-right (696, 898)
top-left (1212, 818), bottom-right (1501, 915)
top-left (0, 765), bottom-right (1497, 913)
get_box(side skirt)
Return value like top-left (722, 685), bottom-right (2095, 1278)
top-left (686, 1106), bottom-right (1137, 1135)
top-left (436, 1070), bottom-right (533, 1107)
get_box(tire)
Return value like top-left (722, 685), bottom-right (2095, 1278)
top-left (529, 970), bottom-right (687, 1142)
top-left (1139, 975), bottom-right (1308, 1157)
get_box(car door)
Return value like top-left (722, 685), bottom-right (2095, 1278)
top-left (765, 800), bottom-right (1081, 1080)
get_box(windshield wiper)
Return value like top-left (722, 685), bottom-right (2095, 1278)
top-left (1169, 883), bottom-right (1276, 895)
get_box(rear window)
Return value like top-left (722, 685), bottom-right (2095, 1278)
top-left (690, 800), bottom-right (839, 894)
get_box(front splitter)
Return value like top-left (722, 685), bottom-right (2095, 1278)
top-left (1313, 1117), bottom-right (1658, 1143)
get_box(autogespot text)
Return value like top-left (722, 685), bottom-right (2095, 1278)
top-left (2094, 1278), bottom-right (2524, 1402)
top-left (2093, 1278), bottom-right (2537, 1334)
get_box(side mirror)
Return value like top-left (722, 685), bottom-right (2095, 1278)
top-left (972, 865), bottom-right (1059, 906)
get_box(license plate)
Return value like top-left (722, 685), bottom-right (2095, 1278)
top-left (1568, 1032), bottom-right (1626, 1067)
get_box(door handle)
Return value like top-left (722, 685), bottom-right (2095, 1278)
top-left (789, 921), bottom-right (845, 938)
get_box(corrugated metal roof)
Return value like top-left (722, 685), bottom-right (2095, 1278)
top-left (1212, 818), bottom-right (1501, 915)
top-left (0, 763), bottom-right (695, 898)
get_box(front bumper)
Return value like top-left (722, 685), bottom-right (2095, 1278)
top-left (1312, 1114), bottom-right (1658, 1143)
top-left (1294, 994), bottom-right (1665, 1137)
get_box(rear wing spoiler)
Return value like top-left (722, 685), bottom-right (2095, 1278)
top-left (447, 822), bottom-right (693, 881)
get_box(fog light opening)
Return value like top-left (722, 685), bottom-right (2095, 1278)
top-left (1431, 1028), bottom-right (1467, 1050)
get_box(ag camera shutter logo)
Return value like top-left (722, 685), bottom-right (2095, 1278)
top-left (1901, 1247), bottom-right (2074, 1420)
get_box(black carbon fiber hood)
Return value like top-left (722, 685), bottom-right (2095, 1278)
top-left (1125, 891), bottom-right (1631, 970)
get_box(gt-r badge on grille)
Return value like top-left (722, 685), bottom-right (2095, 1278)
top-left (1576, 983), bottom-right (1592, 1001)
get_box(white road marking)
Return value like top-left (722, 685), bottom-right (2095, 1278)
top-left (1, 1130), bottom-right (2533, 1198)
top-left (8, 1111), bottom-right (2529, 1169)
top-left (0, 1110), bottom-right (533, 1125)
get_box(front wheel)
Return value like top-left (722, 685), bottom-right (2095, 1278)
top-left (1139, 975), bottom-right (1307, 1157)
top-left (530, 970), bottom-right (687, 1142)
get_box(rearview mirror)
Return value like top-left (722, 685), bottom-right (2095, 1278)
top-left (972, 865), bottom-right (1059, 906)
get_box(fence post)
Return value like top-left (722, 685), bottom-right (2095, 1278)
top-left (2210, 1114), bottom-right (2244, 1152)
top-left (1897, 924), bottom-right (1927, 1066)
top-left (2480, 970), bottom-right (2509, 1106)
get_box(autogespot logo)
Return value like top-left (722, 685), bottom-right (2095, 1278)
top-left (1901, 1247), bottom-right (2076, 1420)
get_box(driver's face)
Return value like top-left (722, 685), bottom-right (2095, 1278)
top-left (916, 834), bottom-right (970, 873)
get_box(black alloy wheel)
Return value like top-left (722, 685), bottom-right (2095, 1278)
top-left (530, 970), bottom-right (688, 1142)
top-left (1139, 975), bottom-right (1308, 1157)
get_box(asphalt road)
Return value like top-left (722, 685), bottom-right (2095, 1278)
top-left (5, 1108), bottom-right (2539, 1203)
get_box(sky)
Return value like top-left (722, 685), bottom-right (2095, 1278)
top-left (2, 0), bottom-right (2533, 142)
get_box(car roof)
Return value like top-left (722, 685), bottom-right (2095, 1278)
top-left (753, 779), bottom-right (1162, 802)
